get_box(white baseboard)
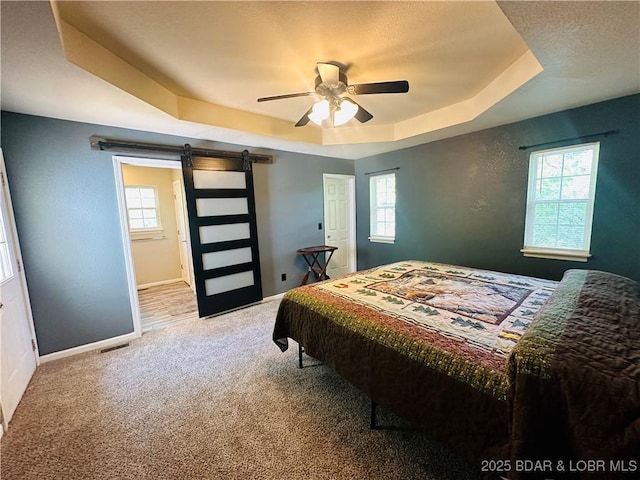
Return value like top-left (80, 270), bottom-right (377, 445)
top-left (39, 293), bottom-right (283, 362)
top-left (137, 278), bottom-right (184, 290)
top-left (262, 292), bottom-right (285, 302)
top-left (39, 331), bottom-right (139, 363)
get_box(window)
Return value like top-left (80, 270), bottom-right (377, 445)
top-left (124, 186), bottom-right (161, 231)
top-left (0, 201), bottom-right (14, 283)
top-left (522, 142), bottom-right (600, 261)
top-left (369, 172), bottom-right (396, 243)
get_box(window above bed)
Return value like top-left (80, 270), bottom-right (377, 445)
top-left (369, 172), bottom-right (396, 244)
top-left (522, 142), bottom-right (600, 262)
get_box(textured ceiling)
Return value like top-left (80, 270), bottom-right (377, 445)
top-left (1, 1), bottom-right (639, 159)
top-left (55, 1), bottom-right (529, 122)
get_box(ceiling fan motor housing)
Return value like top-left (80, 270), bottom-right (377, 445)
top-left (314, 72), bottom-right (348, 97)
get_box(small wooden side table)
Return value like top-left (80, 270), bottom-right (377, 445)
top-left (296, 245), bottom-right (338, 286)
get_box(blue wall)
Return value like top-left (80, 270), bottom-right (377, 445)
top-left (3, 94), bottom-right (638, 356)
top-left (1, 112), bottom-right (354, 355)
top-left (355, 94), bottom-right (640, 282)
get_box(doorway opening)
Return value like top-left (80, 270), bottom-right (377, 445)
top-left (113, 156), bottom-right (196, 334)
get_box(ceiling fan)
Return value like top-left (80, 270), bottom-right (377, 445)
top-left (257, 62), bottom-right (409, 127)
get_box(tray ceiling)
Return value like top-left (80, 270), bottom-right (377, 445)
top-left (1, 1), bottom-right (638, 159)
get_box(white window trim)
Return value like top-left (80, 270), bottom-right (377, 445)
top-left (368, 235), bottom-right (395, 244)
top-left (522, 142), bottom-right (599, 261)
top-left (520, 247), bottom-right (591, 262)
top-left (369, 172), bottom-right (396, 244)
top-left (125, 185), bottom-right (162, 233)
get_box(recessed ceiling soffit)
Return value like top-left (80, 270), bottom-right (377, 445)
top-left (50, 0), bottom-right (542, 148)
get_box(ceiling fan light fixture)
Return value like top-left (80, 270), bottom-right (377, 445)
top-left (333, 98), bottom-right (358, 126)
top-left (308, 99), bottom-right (330, 125)
top-left (258, 62), bottom-right (409, 128)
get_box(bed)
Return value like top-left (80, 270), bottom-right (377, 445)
top-left (273, 261), bottom-right (640, 479)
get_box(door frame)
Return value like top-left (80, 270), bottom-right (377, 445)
top-left (112, 155), bottom-right (192, 336)
top-left (0, 148), bottom-right (39, 432)
top-left (172, 178), bottom-right (195, 291)
top-left (322, 173), bottom-right (357, 274)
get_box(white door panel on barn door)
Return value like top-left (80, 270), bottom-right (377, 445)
top-left (323, 174), bottom-right (356, 280)
top-left (0, 149), bottom-right (38, 431)
top-left (182, 154), bottom-right (262, 317)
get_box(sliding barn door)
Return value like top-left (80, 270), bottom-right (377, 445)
top-left (181, 152), bottom-right (262, 317)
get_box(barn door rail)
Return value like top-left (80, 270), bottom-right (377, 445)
top-left (89, 136), bottom-right (273, 165)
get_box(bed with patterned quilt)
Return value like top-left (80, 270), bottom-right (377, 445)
top-left (272, 261), bottom-right (640, 479)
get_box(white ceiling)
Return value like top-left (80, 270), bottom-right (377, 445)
top-left (1, 1), bottom-right (639, 160)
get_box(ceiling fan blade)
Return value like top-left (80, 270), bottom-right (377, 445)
top-left (294, 107), bottom-right (313, 127)
top-left (349, 80), bottom-right (409, 95)
top-left (257, 92), bottom-right (314, 102)
top-left (317, 63), bottom-right (340, 85)
top-left (350, 99), bottom-right (374, 123)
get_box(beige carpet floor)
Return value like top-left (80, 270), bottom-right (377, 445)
top-left (0, 299), bottom-right (482, 479)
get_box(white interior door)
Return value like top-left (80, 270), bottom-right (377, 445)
top-left (173, 179), bottom-right (194, 289)
top-left (0, 149), bottom-right (38, 431)
top-left (323, 174), bottom-right (356, 279)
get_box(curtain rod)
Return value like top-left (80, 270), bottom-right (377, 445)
top-left (518, 129), bottom-right (619, 151)
top-left (89, 136), bottom-right (273, 164)
top-left (364, 167), bottom-right (399, 176)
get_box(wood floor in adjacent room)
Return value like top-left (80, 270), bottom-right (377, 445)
top-left (137, 281), bottom-right (198, 332)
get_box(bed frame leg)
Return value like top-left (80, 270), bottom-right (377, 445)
top-left (370, 400), bottom-right (377, 429)
top-left (298, 342), bottom-right (303, 369)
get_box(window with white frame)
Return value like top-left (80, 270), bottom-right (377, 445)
top-left (522, 142), bottom-right (600, 261)
top-left (0, 202), bottom-right (14, 283)
top-left (369, 172), bottom-right (396, 243)
top-left (124, 186), bottom-right (161, 231)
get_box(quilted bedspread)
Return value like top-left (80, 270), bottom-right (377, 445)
top-left (508, 269), bottom-right (640, 479)
top-left (275, 261), bottom-right (557, 399)
top-left (273, 262), bottom-right (640, 478)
